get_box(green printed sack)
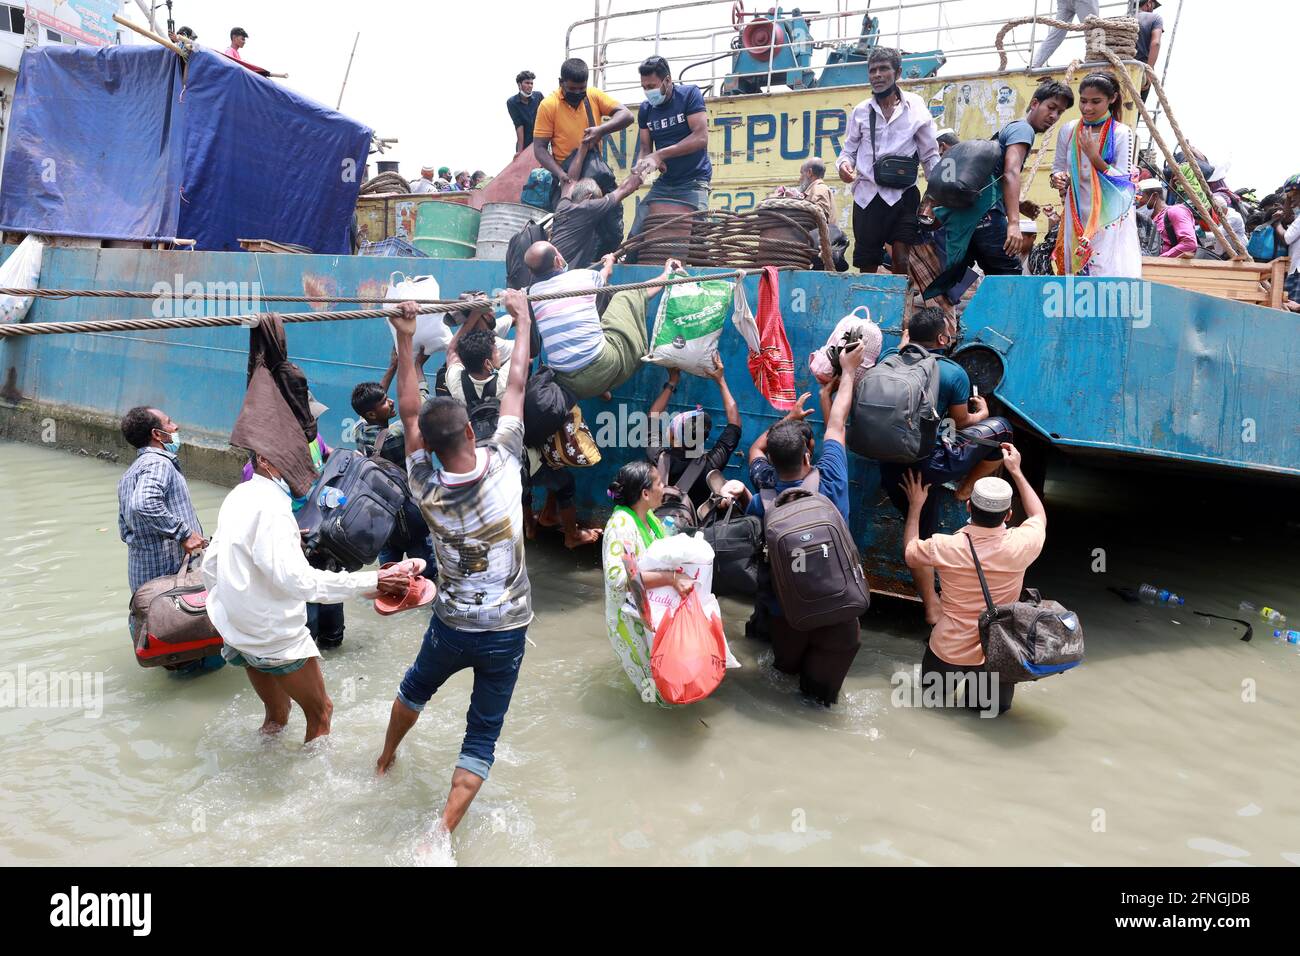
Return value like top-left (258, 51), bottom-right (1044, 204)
top-left (643, 275), bottom-right (735, 376)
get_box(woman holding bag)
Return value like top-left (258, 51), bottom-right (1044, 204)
top-left (600, 461), bottom-right (694, 705)
top-left (1049, 73), bottom-right (1141, 278)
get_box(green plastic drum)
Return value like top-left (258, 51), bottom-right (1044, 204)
top-left (412, 199), bottom-right (480, 259)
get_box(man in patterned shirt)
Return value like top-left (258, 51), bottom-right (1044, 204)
top-left (376, 289), bottom-right (533, 836)
top-left (117, 406), bottom-right (221, 674)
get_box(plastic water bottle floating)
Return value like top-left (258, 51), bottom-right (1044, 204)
top-left (1274, 629), bottom-right (1300, 645)
top-left (318, 487), bottom-right (347, 509)
top-left (1239, 601), bottom-right (1287, 624)
top-left (1139, 583), bottom-right (1184, 606)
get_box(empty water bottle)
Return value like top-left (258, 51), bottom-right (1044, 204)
top-left (1276, 629), bottom-right (1300, 645)
top-left (1240, 601), bottom-right (1286, 624)
top-left (318, 487), bottom-right (348, 509)
top-left (1139, 583), bottom-right (1184, 606)
top-left (661, 516), bottom-right (677, 537)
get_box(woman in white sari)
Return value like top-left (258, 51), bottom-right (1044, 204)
top-left (1049, 72), bottom-right (1141, 278)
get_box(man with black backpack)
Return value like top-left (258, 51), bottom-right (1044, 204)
top-left (865, 307), bottom-right (1014, 625)
top-left (900, 443), bottom-right (1046, 716)
top-left (745, 341), bottom-right (869, 706)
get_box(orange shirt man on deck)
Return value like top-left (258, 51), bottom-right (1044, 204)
top-left (532, 57), bottom-right (633, 187)
top-left (901, 443), bottom-right (1047, 716)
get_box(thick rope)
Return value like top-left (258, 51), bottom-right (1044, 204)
top-left (615, 205), bottom-right (829, 270)
top-left (0, 267), bottom-right (781, 338)
top-left (995, 15), bottom-right (1138, 71)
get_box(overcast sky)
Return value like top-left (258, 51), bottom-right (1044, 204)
top-left (129, 0), bottom-right (1292, 195)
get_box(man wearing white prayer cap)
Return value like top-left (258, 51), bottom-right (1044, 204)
top-left (898, 442), bottom-right (1047, 716)
top-left (1016, 217), bottom-right (1038, 273)
top-left (409, 165), bottom-right (438, 194)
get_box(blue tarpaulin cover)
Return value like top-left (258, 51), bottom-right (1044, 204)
top-left (0, 46), bottom-right (372, 254)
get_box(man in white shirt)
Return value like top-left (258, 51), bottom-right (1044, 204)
top-left (1280, 177), bottom-right (1300, 305)
top-left (376, 288), bottom-right (534, 835)
top-left (409, 166), bottom-right (438, 194)
top-left (836, 48), bottom-right (940, 277)
top-left (203, 449), bottom-right (408, 742)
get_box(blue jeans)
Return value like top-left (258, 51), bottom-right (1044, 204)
top-left (396, 615), bottom-right (528, 781)
top-left (629, 177), bottom-right (711, 238)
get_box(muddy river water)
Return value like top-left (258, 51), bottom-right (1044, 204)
top-left (2, 441), bottom-right (1297, 866)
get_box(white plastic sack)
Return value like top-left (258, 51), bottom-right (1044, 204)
top-left (639, 533), bottom-right (740, 669)
top-left (0, 235), bottom-right (45, 324)
top-left (808, 306), bottom-right (882, 385)
top-left (386, 273), bottom-right (514, 362)
top-left (731, 280), bottom-right (761, 354)
top-left (643, 273), bottom-right (734, 376)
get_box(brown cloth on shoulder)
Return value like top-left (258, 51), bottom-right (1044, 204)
top-left (229, 315), bottom-right (318, 496)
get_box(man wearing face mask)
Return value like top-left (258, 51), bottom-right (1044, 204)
top-left (627, 56), bottom-right (711, 238)
top-left (117, 406), bottom-right (221, 674)
top-left (202, 444), bottom-right (409, 742)
top-left (533, 58), bottom-right (633, 192)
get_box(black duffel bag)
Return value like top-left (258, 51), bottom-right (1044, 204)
top-left (698, 500), bottom-right (762, 598)
top-left (927, 138), bottom-right (1004, 209)
top-left (523, 364), bottom-right (576, 448)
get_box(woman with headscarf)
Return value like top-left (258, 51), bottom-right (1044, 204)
top-left (1049, 72), bottom-right (1140, 278)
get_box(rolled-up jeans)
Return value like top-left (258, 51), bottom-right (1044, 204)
top-left (628, 177), bottom-right (712, 238)
top-left (396, 615), bottom-right (528, 781)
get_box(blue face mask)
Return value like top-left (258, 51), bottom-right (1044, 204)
top-left (158, 428), bottom-right (181, 454)
top-left (644, 85), bottom-right (667, 107)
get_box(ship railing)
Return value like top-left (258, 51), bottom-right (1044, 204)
top-left (566, 0), bottom-right (1137, 98)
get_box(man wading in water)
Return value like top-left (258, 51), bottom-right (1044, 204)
top-left (376, 290), bottom-right (535, 835)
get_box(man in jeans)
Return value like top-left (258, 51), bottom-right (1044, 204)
top-left (900, 444), bottom-right (1046, 716)
top-left (628, 56), bottom-right (711, 238)
top-left (376, 288), bottom-right (534, 835)
top-left (1029, 1), bottom-right (1100, 69)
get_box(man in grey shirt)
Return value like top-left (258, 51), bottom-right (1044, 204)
top-left (550, 171), bottom-right (644, 269)
top-left (1135, 1), bottom-right (1165, 99)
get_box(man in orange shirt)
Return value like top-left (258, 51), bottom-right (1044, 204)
top-left (900, 443), bottom-right (1046, 716)
top-left (533, 58), bottom-right (634, 257)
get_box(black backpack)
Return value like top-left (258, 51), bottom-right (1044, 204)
top-left (523, 365), bottom-right (576, 448)
top-left (461, 369), bottom-right (501, 443)
top-left (652, 450), bottom-right (711, 531)
top-left (296, 449), bottom-right (407, 571)
top-left (759, 470), bottom-right (869, 630)
top-left (506, 220), bottom-right (549, 290)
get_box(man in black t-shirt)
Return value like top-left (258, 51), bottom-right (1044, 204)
top-left (644, 356), bottom-right (743, 510)
top-left (551, 171), bottom-right (644, 269)
top-left (507, 70), bottom-right (544, 154)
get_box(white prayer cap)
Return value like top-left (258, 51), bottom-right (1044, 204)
top-left (420, 165), bottom-right (435, 174)
top-left (971, 476), bottom-right (1014, 514)
top-left (936, 127), bottom-right (956, 138)
top-left (1019, 218), bottom-right (1037, 233)
top-left (1138, 177), bottom-right (1163, 192)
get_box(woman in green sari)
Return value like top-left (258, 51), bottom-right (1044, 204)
top-left (601, 461), bottom-right (695, 705)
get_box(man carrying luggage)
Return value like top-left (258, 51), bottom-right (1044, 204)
top-left (117, 406), bottom-right (222, 675)
top-left (745, 340), bottom-right (866, 705)
top-left (874, 307), bottom-right (1014, 625)
top-left (900, 443), bottom-right (1046, 716)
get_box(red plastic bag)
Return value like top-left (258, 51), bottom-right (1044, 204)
top-left (651, 590), bottom-right (727, 705)
top-left (746, 266), bottom-right (797, 411)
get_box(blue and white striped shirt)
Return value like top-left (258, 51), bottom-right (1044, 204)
top-left (117, 447), bottom-right (202, 592)
top-left (531, 268), bottom-right (606, 373)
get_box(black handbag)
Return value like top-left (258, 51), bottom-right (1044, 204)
top-left (869, 106), bottom-right (919, 190)
top-left (698, 500), bottom-right (762, 597)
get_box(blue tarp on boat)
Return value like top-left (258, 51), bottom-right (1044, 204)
top-left (0, 46), bottom-right (372, 254)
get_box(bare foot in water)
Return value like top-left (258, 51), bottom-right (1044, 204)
top-left (564, 527), bottom-right (602, 549)
top-left (259, 719), bottom-right (287, 736)
top-left (376, 750), bottom-right (396, 776)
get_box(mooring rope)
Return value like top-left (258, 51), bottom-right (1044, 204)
top-left (996, 14), bottom-right (1247, 260)
top-left (0, 267), bottom-right (784, 338)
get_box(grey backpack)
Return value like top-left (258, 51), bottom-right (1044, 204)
top-left (846, 343), bottom-right (942, 463)
top-left (760, 470), bottom-right (869, 630)
top-left (964, 534), bottom-right (1085, 683)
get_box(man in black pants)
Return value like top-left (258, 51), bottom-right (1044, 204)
top-left (835, 48), bottom-right (940, 276)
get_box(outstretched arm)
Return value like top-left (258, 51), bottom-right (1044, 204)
top-left (497, 289), bottom-right (533, 421)
top-left (390, 302), bottom-right (427, 458)
top-left (749, 391), bottom-right (813, 463)
top-left (824, 342), bottom-right (864, 445)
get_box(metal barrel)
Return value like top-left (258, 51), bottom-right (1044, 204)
top-left (412, 198), bottom-right (481, 259)
top-left (475, 201), bottom-right (543, 261)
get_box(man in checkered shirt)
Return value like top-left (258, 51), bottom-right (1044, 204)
top-left (118, 406), bottom-right (220, 673)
